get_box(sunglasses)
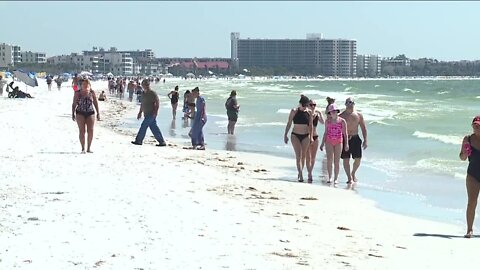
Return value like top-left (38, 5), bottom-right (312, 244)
top-left (309, 104), bottom-right (316, 107)
top-left (346, 101), bottom-right (355, 105)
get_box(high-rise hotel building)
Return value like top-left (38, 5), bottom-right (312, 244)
top-left (231, 32), bottom-right (357, 77)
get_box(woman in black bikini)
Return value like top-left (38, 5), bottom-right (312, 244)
top-left (71, 79), bottom-right (100, 154)
top-left (460, 115), bottom-right (480, 238)
top-left (284, 95), bottom-right (313, 182)
top-left (167, 85), bottom-right (180, 119)
top-left (306, 99), bottom-right (324, 183)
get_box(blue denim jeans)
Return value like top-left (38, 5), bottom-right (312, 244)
top-left (134, 114), bottom-right (165, 144)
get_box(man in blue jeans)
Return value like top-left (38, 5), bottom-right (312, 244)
top-left (131, 79), bottom-right (167, 147)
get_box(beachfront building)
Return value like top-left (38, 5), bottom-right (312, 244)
top-left (0, 43), bottom-right (21, 68)
top-left (82, 47), bottom-right (157, 75)
top-left (163, 58), bottom-right (230, 76)
top-left (230, 32), bottom-right (357, 77)
top-left (357, 54), bottom-right (382, 77)
top-left (48, 53), bottom-right (100, 73)
top-left (21, 51), bottom-right (47, 64)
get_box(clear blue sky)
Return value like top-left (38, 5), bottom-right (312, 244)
top-left (2, 1), bottom-right (479, 61)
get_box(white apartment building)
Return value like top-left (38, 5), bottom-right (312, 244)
top-left (357, 54), bottom-right (382, 77)
top-left (21, 51), bottom-right (47, 64)
top-left (48, 53), bottom-right (100, 73)
top-left (0, 43), bottom-right (21, 68)
top-left (104, 53), bottom-right (133, 76)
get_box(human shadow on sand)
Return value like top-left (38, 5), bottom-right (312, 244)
top-left (413, 233), bottom-right (480, 239)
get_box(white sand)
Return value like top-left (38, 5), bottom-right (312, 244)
top-left (0, 79), bottom-right (478, 269)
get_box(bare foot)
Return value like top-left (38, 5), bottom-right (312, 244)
top-left (297, 173), bottom-right (304, 182)
top-left (81, 150), bottom-right (86, 154)
top-left (352, 174), bottom-right (358, 182)
top-left (87, 150), bottom-right (93, 153)
top-left (465, 231), bottom-right (473, 238)
top-left (334, 179), bottom-right (339, 184)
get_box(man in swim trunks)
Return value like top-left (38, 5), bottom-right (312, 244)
top-left (339, 97), bottom-right (368, 184)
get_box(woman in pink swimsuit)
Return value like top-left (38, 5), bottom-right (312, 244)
top-left (320, 103), bottom-right (349, 184)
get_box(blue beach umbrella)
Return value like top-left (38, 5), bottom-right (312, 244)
top-left (13, 69), bottom-right (38, 87)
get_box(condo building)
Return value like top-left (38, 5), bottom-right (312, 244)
top-left (21, 51), bottom-right (47, 64)
top-left (357, 54), bottom-right (382, 77)
top-left (0, 43), bottom-right (21, 68)
top-left (230, 32), bottom-right (357, 77)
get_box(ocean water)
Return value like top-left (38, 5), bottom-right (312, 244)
top-left (123, 78), bottom-right (480, 226)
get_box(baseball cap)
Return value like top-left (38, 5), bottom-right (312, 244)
top-left (473, 115), bottom-right (480, 125)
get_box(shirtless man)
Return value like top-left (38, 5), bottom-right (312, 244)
top-left (339, 97), bottom-right (367, 183)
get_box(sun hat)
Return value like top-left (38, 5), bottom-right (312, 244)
top-left (473, 115), bottom-right (480, 125)
top-left (327, 103), bottom-right (340, 114)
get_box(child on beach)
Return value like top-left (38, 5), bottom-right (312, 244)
top-left (320, 103), bottom-right (349, 184)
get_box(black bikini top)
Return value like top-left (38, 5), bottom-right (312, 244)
top-left (313, 114), bottom-right (319, 127)
top-left (293, 109), bottom-right (309, 125)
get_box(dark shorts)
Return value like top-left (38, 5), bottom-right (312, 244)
top-left (227, 111), bottom-right (238, 122)
top-left (341, 134), bottom-right (362, 159)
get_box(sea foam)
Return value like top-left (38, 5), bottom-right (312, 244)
top-left (412, 131), bottom-right (462, 145)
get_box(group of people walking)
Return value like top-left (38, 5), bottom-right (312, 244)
top-left (284, 95), bottom-right (368, 184)
top-left (63, 76), bottom-right (480, 239)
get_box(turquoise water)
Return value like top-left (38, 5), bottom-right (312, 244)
top-left (125, 78), bottom-right (480, 226)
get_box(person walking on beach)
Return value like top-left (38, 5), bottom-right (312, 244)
top-left (340, 97), bottom-right (368, 184)
top-left (71, 79), bottom-right (100, 153)
top-left (320, 103), bottom-right (349, 184)
top-left (306, 99), bottom-right (324, 183)
top-left (182, 90), bottom-right (191, 120)
top-left (189, 87), bottom-right (207, 150)
top-left (55, 76), bottom-right (63, 91)
top-left (284, 95), bottom-right (313, 182)
top-left (167, 85), bottom-right (180, 119)
top-left (127, 80), bottom-right (135, 102)
top-left (131, 79), bottom-right (167, 147)
top-left (72, 74), bottom-right (79, 92)
top-left (46, 75), bottom-right (53, 91)
top-left (460, 115), bottom-right (480, 238)
top-left (225, 90), bottom-right (240, 135)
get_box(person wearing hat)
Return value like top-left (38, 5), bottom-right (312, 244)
top-left (284, 94), bottom-right (314, 182)
top-left (339, 97), bottom-right (368, 184)
top-left (131, 79), bottom-right (167, 147)
top-left (460, 115), bottom-right (480, 238)
top-left (320, 103), bottom-right (349, 184)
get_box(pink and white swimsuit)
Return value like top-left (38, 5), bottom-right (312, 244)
top-left (326, 120), bottom-right (343, 145)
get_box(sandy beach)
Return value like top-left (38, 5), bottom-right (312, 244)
top-left (0, 80), bottom-right (478, 270)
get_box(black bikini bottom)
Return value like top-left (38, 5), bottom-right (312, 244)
top-left (292, 132), bottom-right (309, 142)
top-left (76, 110), bottom-right (95, 118)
